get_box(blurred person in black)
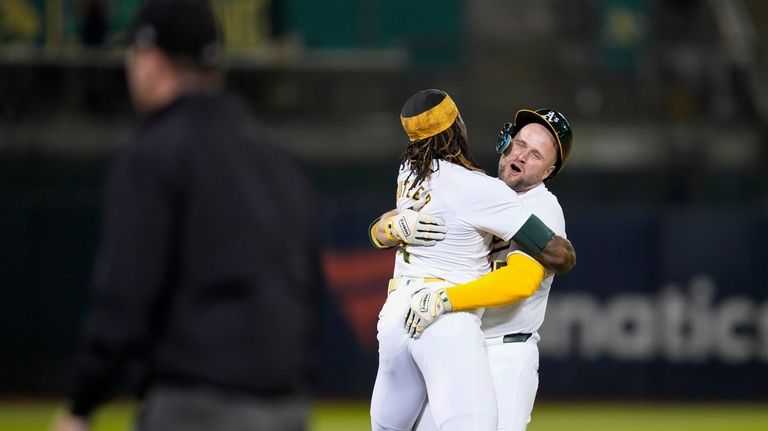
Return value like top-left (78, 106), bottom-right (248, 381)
top-left (49, 1), bottom-right (323, 430)
top-left (79, 0), bottom-right (108, 47)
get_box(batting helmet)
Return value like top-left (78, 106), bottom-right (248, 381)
top-left (496, 108), bottom-right (573, 181)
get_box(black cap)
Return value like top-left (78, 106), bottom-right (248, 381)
top-left (128, 0), bottom-right (223, 67)
top-left (400, 89), bottom-right (449, 118)
top-left (400, 89), bottom-right (460, 142)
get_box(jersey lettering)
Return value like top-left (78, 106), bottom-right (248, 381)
top-left (397, 179), bottom-right (426, 200)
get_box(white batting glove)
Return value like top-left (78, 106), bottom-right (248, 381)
top-left (384, 209), bottom-right (447, 247)
top-left (404, 287), bottom-right (453, 338)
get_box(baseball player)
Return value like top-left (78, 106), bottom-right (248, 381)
top-left (369, 90), bottom-right (575, 431)
top-left (379, 108), bottom-right (574, 431)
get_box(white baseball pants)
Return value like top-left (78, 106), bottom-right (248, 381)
top-left (415, 334), bottom-right (540, 431)
top-left (370, 277), bottom-right (497, 431)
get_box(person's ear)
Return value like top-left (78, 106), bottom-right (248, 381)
top-left (543, 165), bottom-right (555, 180)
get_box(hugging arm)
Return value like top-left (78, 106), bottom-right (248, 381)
top-left (511, 214), bottom-right (575, 274)
top-left (537, 235), bottom-right (576, 275)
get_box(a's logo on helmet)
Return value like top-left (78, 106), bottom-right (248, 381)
top-left (543, 111), bottom-right (559, 123)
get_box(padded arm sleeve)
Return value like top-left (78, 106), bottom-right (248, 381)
top-left (443, 251), bottom-right (546, 311)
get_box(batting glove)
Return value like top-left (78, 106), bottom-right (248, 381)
top-left (384, 209), bottom-right (447, 247)
top-left (404, 287), bottom-right (453, 338)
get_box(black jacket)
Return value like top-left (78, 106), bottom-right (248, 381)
top-left (70, 93), bottom-right (323, 416)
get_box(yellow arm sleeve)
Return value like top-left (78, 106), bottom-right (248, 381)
top-left (444, 251), bottom-right (546, 311)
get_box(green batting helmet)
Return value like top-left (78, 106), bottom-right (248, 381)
top-left (496, 108), bottom-right (573, 181)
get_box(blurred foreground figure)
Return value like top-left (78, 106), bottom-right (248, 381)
top-left (50, 1), bottom-right (322, 430)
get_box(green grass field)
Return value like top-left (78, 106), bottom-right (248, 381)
top-left (2, 400), bottom-right (767, 431)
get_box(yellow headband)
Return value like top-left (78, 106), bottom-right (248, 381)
top-left (400, 95), bottom-right (459, 142)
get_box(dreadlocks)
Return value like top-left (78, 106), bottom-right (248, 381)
top-left (400, 120), bottom-right (482, 190)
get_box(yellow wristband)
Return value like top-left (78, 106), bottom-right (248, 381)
top-left (369, 217), bottom-right (392, 249)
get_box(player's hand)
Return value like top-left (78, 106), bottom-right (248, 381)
top-left (404, 287), bottom-right (453, 338)
top-left (384, 209), bottom-right (447, 247)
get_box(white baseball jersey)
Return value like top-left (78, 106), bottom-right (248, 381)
top-left (371, 160), bottom-right (536, 431)
top-left (393, 160), bottom-right (533, 285)
top-left (414, 182), bottom-right (567, 431)
top-left (481, 182), bottom-right (566, 338)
